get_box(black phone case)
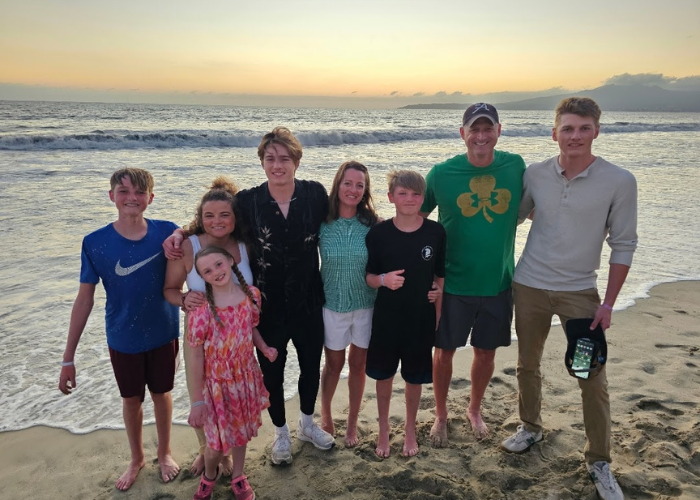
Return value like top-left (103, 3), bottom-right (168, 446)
top-left (564, 318), bottom-right (608, 378)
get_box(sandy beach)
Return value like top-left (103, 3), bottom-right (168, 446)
top-left (1, 281), bottom-right (698, 500)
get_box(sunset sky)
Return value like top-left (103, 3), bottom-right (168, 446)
top-left (1, 0), bottom-right (699, 107)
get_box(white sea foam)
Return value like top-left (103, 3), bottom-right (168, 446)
top-left (2, 122), bottom-right (700, 151)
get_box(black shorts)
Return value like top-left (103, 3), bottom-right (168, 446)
top-left (366, 304), bottom-right (435, 385)
top-left (109, 338), bottom-right (179, 401)
top-left (435, 289), bottom-right (513, 351)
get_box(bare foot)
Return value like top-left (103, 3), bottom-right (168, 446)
top-left (402, 428), bottom-right (419, 457)
top-left (220, 454), bottom-right (234, 476)
top-left (321, 414), bottom-right (335, 436)
top-left (344, 424), bottom-right (359, 448)
top-left (189, 453), bottom-right (205, 476)
top-left (375, 431), bottom-right (390, 458)
top-left (158, 454), bottom-right (180, 483)
top-left (429, 418), bottom-right (448, 448)
top-left (116, 458), bottom-right (145, 491)
top-left (467, 409), bottom-right (489, 439)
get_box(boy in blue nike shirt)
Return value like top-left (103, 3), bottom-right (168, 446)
top-left (58, 168), bottom-right (180, 491)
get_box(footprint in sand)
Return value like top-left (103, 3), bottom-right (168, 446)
top-left (636, 399), bottom-right (685, 416)
top-left (490, 376), bottom-right (515, 391)
top-left (640, 362), bottom-right (657, 374)
top-left (655, 343), bottom-right (699, 355)
top-left (418, 396), bottom-right (435, 410)
top-left (450, 377), bottom-right (470, 389)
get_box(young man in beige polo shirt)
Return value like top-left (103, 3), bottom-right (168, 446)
top-left (502, 97), bottom-right (637, 500)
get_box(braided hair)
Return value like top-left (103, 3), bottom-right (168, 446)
top-left (194, 246), bottom-right (258, 325)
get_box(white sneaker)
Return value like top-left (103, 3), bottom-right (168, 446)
top-left (587, 461), bottom-right (624, 500)
top-left (271, 430), bottom-right (292, 465)
top-left (296, 419), bottom-right (335, 450)
top-left (501, 424), bottom-right (543, 453)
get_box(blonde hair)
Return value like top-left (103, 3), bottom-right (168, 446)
top-left (110, 168), bottom-right (154, 193)
top-left (257, 126), bottom-right (303, 164)
top-left (387, 170), bottom-right (426, 195)
top-left (555, 97), bottom-right (602, 127)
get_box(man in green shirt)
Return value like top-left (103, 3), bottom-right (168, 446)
top-left (420, 103), bottom-right (525, 444)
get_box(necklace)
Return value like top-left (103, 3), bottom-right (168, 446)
top-left (270, 197), bottom-right (296, 205)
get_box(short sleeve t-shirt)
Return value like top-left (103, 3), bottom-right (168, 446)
top-left (365, 218), bottom-right (446, 310)
top-left (421, 150), bottom-right (525, 296)
top-left (80, 219), bottom-right (180, 354)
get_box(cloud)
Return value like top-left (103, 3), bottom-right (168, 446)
top-left (351, 90), bottom-right (358, 94)
top-left (390, 90), bottom-right (399, 96)
top-left (668, 75), bottom-right (700, 90)
top-left (604, 73), bottom-right (700, 90)
top-left (604, 73), bottom-right (670, 86)
top-left (434, 91), bottom-right (447, 97)
top-left (450, 91), bottom-right (463, 96)
top-left (412, 92), bottom-right (425, 96)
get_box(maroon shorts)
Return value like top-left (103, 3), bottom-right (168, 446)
top-left (109, 339), bottom-right (179, 401)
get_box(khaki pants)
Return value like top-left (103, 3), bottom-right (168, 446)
top-left (183, 314), bottom-right (207, 454)
top-left (513, 282), bottom-right (611, 464)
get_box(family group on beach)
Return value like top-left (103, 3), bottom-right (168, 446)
top-left (57, 97), bottom-right (637, 500)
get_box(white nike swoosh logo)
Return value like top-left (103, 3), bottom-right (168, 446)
top-left (115, 252), bottom-right (161, 276)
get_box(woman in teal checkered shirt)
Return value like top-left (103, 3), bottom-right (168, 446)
top-left (319, 160), bottom-right (379, 447)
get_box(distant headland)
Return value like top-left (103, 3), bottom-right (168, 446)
top-left (400, 85), bottom-right (700, 112)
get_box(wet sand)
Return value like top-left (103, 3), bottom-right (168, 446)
top-left (1, 281), bottom-right (698, 499)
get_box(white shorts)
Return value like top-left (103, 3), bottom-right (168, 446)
top-left (323, 307), bottom-right (374, 351)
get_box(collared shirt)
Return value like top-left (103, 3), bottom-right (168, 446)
top-left (237, 179), bottom-right (328, 328)
top-left (514, 156), bottom-right (638, 291)
top-left (320, 216), bottom-right (377, 313)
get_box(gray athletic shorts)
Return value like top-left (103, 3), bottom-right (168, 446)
top-left (435, 289), bottom-right (513, 350)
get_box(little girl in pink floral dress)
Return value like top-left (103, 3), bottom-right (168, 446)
top-left (187, 246), bottom-right (277, 500)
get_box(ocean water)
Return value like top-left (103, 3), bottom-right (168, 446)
top-left (1, 100), bottom-right (699, 433)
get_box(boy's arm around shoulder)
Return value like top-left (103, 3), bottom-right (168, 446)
top-left (59, 283), bottom-right (96, 395)
top-left (517, 163), bottom-right (536, 224)
top-left (419, 164), bottom-right (438, 217)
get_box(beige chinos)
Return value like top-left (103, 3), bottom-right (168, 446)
top-left (513, 282), bottom-right (611, 464)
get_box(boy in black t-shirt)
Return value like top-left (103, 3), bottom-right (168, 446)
top-left (365, 170), bottom-right (446, 458)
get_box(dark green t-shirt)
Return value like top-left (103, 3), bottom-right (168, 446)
top-left (421, 150), bottom-right (525, 296)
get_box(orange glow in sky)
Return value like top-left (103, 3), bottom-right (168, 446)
top-left (1, 0), bottom-right (699, 107)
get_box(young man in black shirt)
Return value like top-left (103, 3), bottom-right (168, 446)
top-left (166, 127), bottom-right (334, 466)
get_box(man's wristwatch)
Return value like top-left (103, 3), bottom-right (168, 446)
top-left (380, 273), bottom-right (386, 287)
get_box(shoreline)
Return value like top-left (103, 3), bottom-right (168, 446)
top-left (2, 280), bottom-right (699, 499)
top-left (7, 276), bottom-right (696, 436)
